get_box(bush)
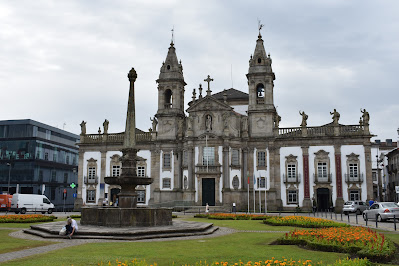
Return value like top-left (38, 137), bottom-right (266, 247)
top-left (278, 226), bottom-right (395, 262)
top-left (69, 215), bottom-right (81, 219)
top-left (264, 215), bottom-right (349, 228)
top-left (0, 214), bottom-right (57, 223)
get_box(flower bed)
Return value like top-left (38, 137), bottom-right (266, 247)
top-left (0, 214), bottom-right (57, 223)
top-left (100, 257), bottom-right (371, 265)
top-left (277, 227), bottom-right (395, 262)
top-left (264, 216), bottom-right (349, 228)
top-left (194, 213), bottom-right (270, 220)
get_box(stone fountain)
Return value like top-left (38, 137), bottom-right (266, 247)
top-left (80, 68), bottom-right (172, 227)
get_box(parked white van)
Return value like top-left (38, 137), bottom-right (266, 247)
top-left (11, 194), bottom-right (54, 214)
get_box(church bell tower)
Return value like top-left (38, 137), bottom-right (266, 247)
top-left (155, 41), bottom-right (186, 140)
top-left (246, 31), bottom-right (276, 137)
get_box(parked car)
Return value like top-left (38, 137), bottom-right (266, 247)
top-left (362, 202), bottom-right (399, 222)
top-left (10, 194), bottom-right (54, 214)
top-left (343, 201), bottom-right (368, 215)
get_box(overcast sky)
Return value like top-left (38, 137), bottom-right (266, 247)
top-left (1, 0), bottom-right (398, 142)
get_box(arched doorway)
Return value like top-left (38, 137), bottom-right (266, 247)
top-left (316, 188), bottom-right (330, 211)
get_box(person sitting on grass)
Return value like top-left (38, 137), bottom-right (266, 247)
top-left (66, 217), bottom-right (78, 239)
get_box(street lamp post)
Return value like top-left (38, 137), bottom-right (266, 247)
top-left (6, 163), bottom-right (11, 194)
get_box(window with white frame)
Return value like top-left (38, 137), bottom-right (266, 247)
top-left (317, 162), bottom-right (328, 178)
top-left (87, 190), bottom-right (96, 203)
top-left (137, 166), bottom-right (145, 177)
top-left (88, 167), bottom-right (96, 179)
top-left (44, 152), bottom-right (49, 161)
top-left (257, 177), bottom-right (266, 188)
top-left (231, 149), bottom-right (240, 166)
top-left (203, 147), bottom-right (215, 165)
top-left (137, 190), bottom-right (146, 203)
top-left (162, 178), bottom-right (171, 189)
top-left (287, 190), bottom-right (298, 204)
top-left (257, 151), bottom-right (266, 167)
top-left (112, 165), bottom-right (120, 177)
top-left (350, 190), bottom-right (360, 201)
top-left (287, 164), bottom-right (296, 179)
top-left (349, 163), bottom-right (358, 178)
top-left (163, 153), bottom-right (171, 168)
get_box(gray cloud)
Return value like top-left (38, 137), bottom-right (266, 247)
top-left (0, 0), bottom-right (398, 141)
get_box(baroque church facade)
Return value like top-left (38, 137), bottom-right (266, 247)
top-left (75, 33), bottom-right (373, 212)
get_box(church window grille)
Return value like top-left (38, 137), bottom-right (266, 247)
top-left (350, 190), bottom-right (360, 201)
top-left (87, 190), bottom-right (96, 203)
top-left (163, 153), bottom-right (171, 168)
top-left (137, 190), bottom-right (146, 203)
top-left (232, 175), bottom-right (239, 189)
top-left (231, 149), bottom-right (240, 166)
top-left (137, 166), bottom-right (145, 177)
top-left (203, 147), bottom-right (215, 165)
top-left (162, 178), bottom-right (171, 189)
top-left (317, 162), bottom-right (328, 179)
top-left (257, 151), bottom-right (266, 167)
top-left (288, 190), bottom-right (298, 204)
top-left (257, 177), bottom-right (266, 189)
top-left (112, 165), bottom-right (120, 177)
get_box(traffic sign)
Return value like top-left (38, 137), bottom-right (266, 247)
top-left (73, 193), bottom-right (77, 198)
top-left (70, 183), bottom-right (76, 189)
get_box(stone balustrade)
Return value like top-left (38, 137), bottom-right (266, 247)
top-left (279, 125), bottom-right (366, 138)
top-left (80, 132), bottom-right (155, 145)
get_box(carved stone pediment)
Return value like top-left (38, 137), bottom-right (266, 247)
top-left (314, 150), bottom-right (329, 160)
top-left (186, 96), bottom-right (232, 113)
top-left (110, 154), bottom-right (121, 163)
top-left (87, 158), bottom-right (97, 163)
top-left (285, 154), bottom-right (297, 163)
top-left (346, 153), bottom-right (359, 161)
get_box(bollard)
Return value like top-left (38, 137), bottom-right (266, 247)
top-left (356, 213), bottom-right (358, 224)
top-left (375, 214), bottom-right (378, 228)
top-left (313, 211), bottom-right (315, 217)
top-left (394, 215), bottom-right (397, 231)
top-left (348, 213), bottom-right (350, 223)
top-left (341, 212), bottom-right (343, 221)
top-left (335, 212), bottom-right (337, 220)
top-left (279, 210), bottom-right (281, 216)
top-left (365, 212), bottom-right (368, 227)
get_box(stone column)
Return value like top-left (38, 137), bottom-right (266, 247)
top-left (269, 145), bottom-right (282, 209)
top-left (188, 146), bottom-right (194, 190)
top-left (98, 150), bottom-right (106, 206)
top-left (364, 143), bottom-right (373, 201)
top-left (334, 145), bottom-right (344, 212)
top-left (74, 150), bottom-right (85, 211)
top-left (174, 148), bottom-right (183, 190)
top-left (223, 145), bottom-right (230, 189)
top-left (302, 146), bottom-right (311, 208)
top-left (242, 148), bottom-right (248, 190)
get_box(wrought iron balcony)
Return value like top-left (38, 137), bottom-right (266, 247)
top-left (283, 173), bottom-right (301, 184)
top-left (195, 164), bottom-right (221, 174)
top-left (313, 173), bottom-right (332, 183)
top-left (344, 173), bottom-right (364, 183)
top-left (84, 175), bottom-right (98, 185)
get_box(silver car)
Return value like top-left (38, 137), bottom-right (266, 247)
top-left (362, 202), bottom-right (399, 222)
top-left (343, 201), bottom-right (368, 215)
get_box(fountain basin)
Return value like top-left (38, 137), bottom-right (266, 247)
top-left (81, 207), bottom-right (172, 227)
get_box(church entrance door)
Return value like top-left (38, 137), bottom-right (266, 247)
top-left (202, 178), bottom-right (215, 206)
top-left (316, 188), bottom-right (330, 211)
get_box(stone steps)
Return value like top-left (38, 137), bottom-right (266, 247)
top-left (23, 220), bottom-right (219, 241)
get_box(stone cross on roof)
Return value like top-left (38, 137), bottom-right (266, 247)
top-left (204, 75), bottom-right (213, 96)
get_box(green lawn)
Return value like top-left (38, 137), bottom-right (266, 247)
top-left (0, 230), bottom-right (53, 254)
top-left (2, 232), bottom-right (350, 266)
